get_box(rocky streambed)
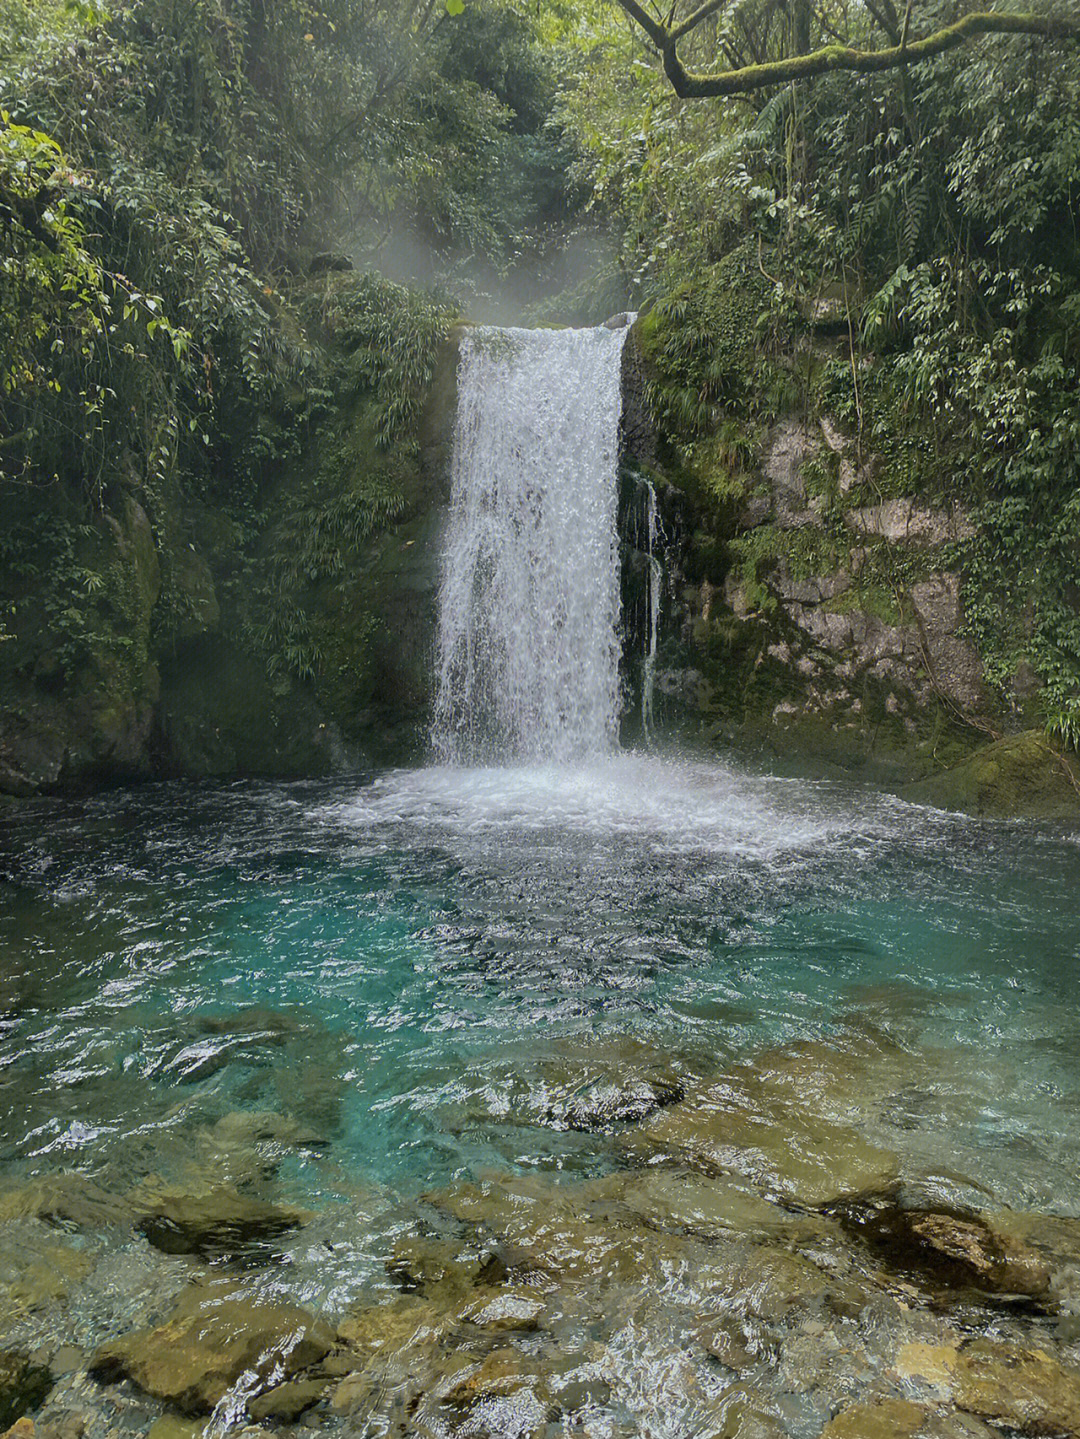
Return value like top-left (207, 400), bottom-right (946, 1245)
top-left (3, 1028), bottom-right (1080, 1439)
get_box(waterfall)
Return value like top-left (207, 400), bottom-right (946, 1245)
top-left (640, 475), bottom-right (664, 740)
top-left (433, 323), bottom-right (630, 763)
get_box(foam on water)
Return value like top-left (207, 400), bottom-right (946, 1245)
top-left (324, 752), bottom-right (917, 859)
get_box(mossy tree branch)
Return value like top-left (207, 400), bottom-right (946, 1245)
top-left (611, 5), bottom-right (1080, 96)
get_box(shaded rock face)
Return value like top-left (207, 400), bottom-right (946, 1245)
top-left (0, 1353), bottom-right (51, 1429)
top-left (632, 397), bottom-right (1069, 791)
top-left (710, 420), bottom-right (986, 737)
top-left (903, 729), bottom-right (1080, 819)
top-left (0, 496), bottom-right (161, 796)
top-left (833, 1201), bottom-right (1052, 1304)
top-left (619, 325), bottom-right (656, 469)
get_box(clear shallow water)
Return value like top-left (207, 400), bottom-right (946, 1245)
top-left (3, 752), bottom-right (1079, 1212)
top-left (3, 752), bottom-right (1080, 1437)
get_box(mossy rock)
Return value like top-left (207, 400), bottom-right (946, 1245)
top-left (0, 1353), bottom-right (51, 1428)
top-left (903, 730), bottom-right (1080, 820)
top-left (156, 635), bottom-right (339, 778)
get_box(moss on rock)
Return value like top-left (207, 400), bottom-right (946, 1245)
top-left (902, 730), bottom-right (1080, 819)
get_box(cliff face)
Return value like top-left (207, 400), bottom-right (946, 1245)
top-left (621, 311), bottom-right (1080, 816)
top-left (2, 296), bottom-right (1077, 818)
top-left (0, 277), bottom-right (457, 796)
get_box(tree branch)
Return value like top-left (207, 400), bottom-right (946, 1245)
top-left (615, 6), bottom-right (1080, 97)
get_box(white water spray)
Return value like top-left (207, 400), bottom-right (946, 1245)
top-left (433, 324), bottom-right (630, 762)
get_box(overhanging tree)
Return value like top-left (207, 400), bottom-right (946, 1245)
top-left (610, 0), bottom-right (1080, 96)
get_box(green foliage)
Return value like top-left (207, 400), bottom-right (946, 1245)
top-left (308, 273), bottom-right (457, 447)
top-left (557, 0), bottom-right (1080, 741)
top-left (0, 0), bottom-right (574, 743)
top-left (640, 244), bottom-right (779, 441)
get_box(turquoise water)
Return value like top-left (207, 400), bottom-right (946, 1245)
top-left (5, 752), bottom-right (1080, 1438)
top-left (3, 752), bottom-right (1079, 1223)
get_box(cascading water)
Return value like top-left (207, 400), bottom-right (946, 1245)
top-left (432, 323), bottom-right (630, 763)
top-left (639, 474), bottom-right (664, 740)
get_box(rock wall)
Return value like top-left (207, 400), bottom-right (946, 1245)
top-left (626, 316), bottom-right (1079, 811)
top-left (0, 308), bottom-right (458, 796)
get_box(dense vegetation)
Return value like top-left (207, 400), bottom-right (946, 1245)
top-left (564, 0), bottom-right (1080, 744)
top-left (2, 0), bottom-right (1079, 788)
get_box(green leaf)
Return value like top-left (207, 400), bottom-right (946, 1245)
top-left (446, 0), bottom-right (464, 16)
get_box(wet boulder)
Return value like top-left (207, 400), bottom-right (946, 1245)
top-left (457, 1288), bottom-right (546, 1333)
top-left (955, 1339), bottom-right (1080, 1436)
top-left (0, 1178), bottom-right (129, 1231)
top-left (623, 1068), bottom-right (899, 1207)
top-left (88, 1282), bottom-right (335, 1412)
top-left (821, 1398), bottom-right (993, 1438)
top-left (247, 1378), bottom-right (331, 1423)
top-left (435, 1349), bottom-right (550, 1439)
top-left (834, 1201), bottom-right (1052, 1303)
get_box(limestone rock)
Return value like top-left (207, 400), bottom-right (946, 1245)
top-left (88, 1283), bottom-right (335, 1412)
top-left (698, 1314), bottom-right (772, 1372)
top-left (895, 1341), bottom-right (959, 1397)
top-left (764, 420), bottom-right (819, 529)
top-left (0, 1177), bottom-right (129, 1230)
top-left (837, 1202), bottom-right (1051, 1300)
top-left (821, 1398), bottom-right (936, 1438)
top-left (700, 1240), bottom-right (874, 1322)
top-left (386, 1234), bottom-right (494, 1304)
top-left (624, 1063), bottom-right (899, 1207)
top-left (580, 1167), bottom-right (823, 1244)
top-left (4, 1245), bottom-right (93, 1311)
top-left (247, 1378), bottom-right (330, 1422)
top-left (146, 1419), bottom-right (202, 1439)
top-left (845, 500), bottom-right (975, 545)
top-left (439, 1348), bottom-right (545, 1408)
top-left (337, 1295), bottom-right (452, 1357)
top-left (458, 1289), bottom-right (546, 1332)
top-left (1, 1421), bottom-right (36, 1439)
top-left (955, 1338), bottom-right (1080, 1435)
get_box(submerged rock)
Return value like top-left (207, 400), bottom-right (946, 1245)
top-left (435, 1349), bottom-right (550, 1439)
top-left (579, 1167), bottom-right (828, 1243)
top-left (247, 1378), bottom-right (330, 1422)
top-left (337, 1295), bottom-right (454, 1360)
top-left (457, 1288), bottom-right (546, 1333)
top-left (1, 1241), bottom-right (93, 1312)
top-left (698, 1314), bottom-right (774, 1373)
top-left (131, 1182), bottom-right (306, 1257)
top-left (88, 1283), bottom-right (335, 1412)
top-left (835, 1202), bottom-right (1052, 1302)
top-left (821, 1398), bottom-right (971, 1438)
top-left (556, 1074), bottom-right (685, 1131)
top-left (955, 1338), bottom-right (1080, 1436)
top-left (624, 1060), bottom-right (899, 1206)
top-left (894, 1340), bottom-right (960, 1398)
top-left (146, 1419), bottom-right (203, 1439)
top-left (0, 1178), bottom-right (129, 1231)
top-left (0, 1354), bottom-right (51, 1429)
top-left (448, 1036), bottom-right (694, 1136)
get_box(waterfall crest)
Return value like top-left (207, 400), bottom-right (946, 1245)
top-left (433, 324), bottom-right (630, 763)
